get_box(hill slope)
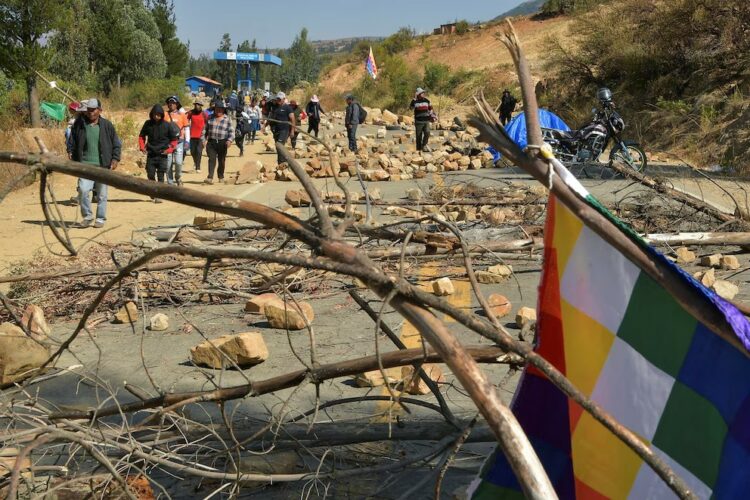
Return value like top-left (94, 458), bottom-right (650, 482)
top-left (315, 15), bottom-right (571, 113)
top-left (492, 0), bottom-right (545, 21)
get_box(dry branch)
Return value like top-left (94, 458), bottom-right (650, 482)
top-left (49, 345), bottom-right (507, 420)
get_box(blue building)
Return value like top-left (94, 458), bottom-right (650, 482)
top-left (185, 76), bottom-right (222, 97)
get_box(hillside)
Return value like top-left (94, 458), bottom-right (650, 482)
top-left (315, 15), bottom-right (572, 114)
top-left (492, 0), bottom-right (545, 20)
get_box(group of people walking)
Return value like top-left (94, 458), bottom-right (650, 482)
top-left (64, 87), bottom-right (518, 228)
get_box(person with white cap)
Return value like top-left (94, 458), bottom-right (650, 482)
top-left (69, 98), bottom-right (121, 228)
top-left (267, 91), bottom-right (296, 166)
top-left (410, 87), bottom-right (434, 152)
top-left (245, 96), bottom-right (262, 143)
top-left (305, 95), bottom-right (326, 138)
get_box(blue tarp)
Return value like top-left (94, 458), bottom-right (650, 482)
top-left (486, 109), bottom-right (570, 162)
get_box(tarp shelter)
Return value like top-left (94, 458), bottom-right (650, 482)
top-left (486, 109), bottom-right (570, 161)
top-left (40, 102), bottom-right (66, 122)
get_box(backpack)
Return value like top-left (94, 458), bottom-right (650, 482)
top-left (357, 104), bottom-right (367, 124)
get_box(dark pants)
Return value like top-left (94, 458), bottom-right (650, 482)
top-left (415, 121), bottom-right (431, 151)
top-left (290, 130), bottom-right (299, 149)
top-left (308, 117), bottom-right (320, 137)
top-left (146, 155), bottom-right (168, 182)
top-left (189, 138), bottom-right (203, 171)
top-left (236, 132), bottom-right (248, 155)
top-left (273, 127), bottom-right (290, 165)
top-left (500, 111), bottom-right (512, 126)
top-left (347, 125), bottom-right (358, 152)
top-left (206, 140), bottom-right (228, 180)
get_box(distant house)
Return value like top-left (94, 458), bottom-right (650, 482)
top-left (433, 23), bottom-right (457, 35)
top-left (185, 76), bottom-right (222, 97)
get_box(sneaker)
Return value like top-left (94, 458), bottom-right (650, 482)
top-left (176, 180), bottom-right (183, 186)
top-left (78, 219), bottom-right (93, 228)
top-left (203, 178), bottom-right (213, 185)
top-left (94, 220), bottom-right (105, 228)
top-left (218, 178), bottom-right (226, 184)
top-left (154, 198), bottom-right (163, 204)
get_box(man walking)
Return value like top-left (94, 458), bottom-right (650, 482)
top-left (202, 100), bottom-right (233, 184)
top-left (344, 94), bottom-right (360, 153)
top-left (164, 96), bottom-right (187, 185)
top-left (69, 99), bottom-right (120, 228)
top-left (268, 92), bottom-right (296, 166)
top-left (410, 87), bottom-right (434, 152)
top-left (187, 100), bottom-right (208, 172)
top-left (305, 95), bottom-right (325, 138)
top-left (498, 89), bottom-right (517, 126)
top-left (139, 104), bottom-right (179, 203)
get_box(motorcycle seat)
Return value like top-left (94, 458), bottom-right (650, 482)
top-left (550, 129), bottom-right (577, 142)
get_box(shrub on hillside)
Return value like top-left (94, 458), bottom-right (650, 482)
top-left (108, 77), bottom-right (188, 109)
top-left (455, 20), bottom-right (470, 35)
top-left (423, 62), bottom-right (452, 94)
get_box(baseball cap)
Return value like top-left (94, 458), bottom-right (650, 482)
top-left (85, 98), bottom-right (101, 109)
top-left (275, 91), bottom-right (286, 100)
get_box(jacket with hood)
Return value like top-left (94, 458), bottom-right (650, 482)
top-left (138, 104), bottom-right (179, 157)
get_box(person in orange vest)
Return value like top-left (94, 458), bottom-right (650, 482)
top-left (164, 95), bottom-right (188, 185)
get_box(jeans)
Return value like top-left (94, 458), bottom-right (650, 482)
top-left (308, 118), bottom-right (320, 137)
top-left (416, 121), bottom-right (431, 151)
top-left (167, 142), bottom-right (184, 184)
top-left (189, 138), bottom-right (203, 171)
top-left (273, 128), bottom-right (290, 165)
top-left (79, 177), bottom-right (108, 223)
top-left (146, 155), bottom-right (168, 182)
top-left (206, 140), bottom-right (228, 179)
top-left (347, 125), bottom-right (358, 152)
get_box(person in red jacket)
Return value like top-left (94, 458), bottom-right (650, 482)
top-left (138, 104), bottom-right (178, 203)
top-left (187, 100), bottom-right (208, 172)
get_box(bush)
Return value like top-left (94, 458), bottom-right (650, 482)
top-left (455, 20), bottom-right (470, 35)
top-left (423, 62), bottom-right (452, 94)
top-left (107, 77), bottom-right (188, 110)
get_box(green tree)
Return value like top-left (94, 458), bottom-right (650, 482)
top-left (216, 33), bottom-right (233, 89)
top-left (48, 0), bottom-right (94, 88)
top-left (148, 0), bottom-right (189, 77)
top-left (278, 28), bottom-right (319, 90)
top-left (0, 0), bottom-right (73, 126)
top-left (88, 0), bottom-right (166, 90)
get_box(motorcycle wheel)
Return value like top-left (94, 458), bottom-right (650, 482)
top-left (610, 144), bottom-right (647, 173)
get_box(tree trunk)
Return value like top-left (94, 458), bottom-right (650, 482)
top-left (117, 73), bottom-right (121, 89)
top-left (27, 75), bottom-right (41, 128)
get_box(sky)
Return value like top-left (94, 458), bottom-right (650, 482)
top-left (174, 0), bottom-right (523, 56)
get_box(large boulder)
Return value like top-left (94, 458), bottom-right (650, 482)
top-left (0, 323), bottom-right (50, 384)
top-left (113, 302), bottom-right (139, 324)
top-left (190, 332), bottom-right (268, 369)
top-left (285, 189), bottom-right (312, 207)
top-left (401, 364), bottom-right (445, 395)
top-left (245, 293), bottom-right (282, 314)
top-left (20, 304), bottom-right (50, 342)
top-left (263, 301), bottom-right (315, 330)
top-left (235, 161), bottom-right (263, 184)
top-left (381, 110), bottom-right (399, 125)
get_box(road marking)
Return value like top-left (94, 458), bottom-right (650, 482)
top-left (371, 266), bottom-right (471, 423)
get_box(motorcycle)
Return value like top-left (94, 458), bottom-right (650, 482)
top-left (542, 89), bottom-right (647, 175)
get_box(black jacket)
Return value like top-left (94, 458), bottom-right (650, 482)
top-left (70, 115), bottom-right (121, 167)
top-left (305, 101), bottom-right (324, 120)
top-left (139, 105), bottom-right (179, 157)
top-left (500, 93), bottom-right (517, 114)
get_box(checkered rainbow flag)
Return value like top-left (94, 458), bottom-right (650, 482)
top-left (365, 46), bottom-right (378, 80)
top-left (469, 167), bottom-right (750, 498)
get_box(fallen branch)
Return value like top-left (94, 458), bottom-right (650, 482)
top-left (48, 345), bottom-right (508, 420)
